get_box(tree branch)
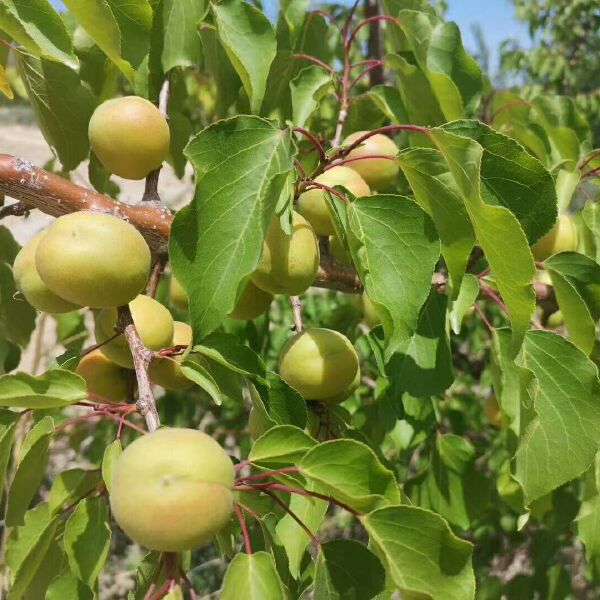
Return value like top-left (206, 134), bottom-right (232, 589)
top-left (117, 306), bottom-right (160, 432)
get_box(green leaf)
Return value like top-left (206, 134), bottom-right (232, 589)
top-left (365, 85), bottom-right (409, 124)
top-left (406, 434), bottom-right (488, 530)
top-left (275, 492), bottom-right (326, 578)
top-left (212, 0), bottom-right (277, 114)
top-left (220, 552), bottom-right (286, 600)
top-left (515, 331), bottom-right (600, 503)
top-left (0, 369), bottom-right (86, 408)
top-left (64, 496), bottom-right (111, 586)
top-left (395, 11), bottom-right (482, 119)
top-left (102, 439), bottom-right (121, 494)
top-left (0, 0), bottom-right (76, 67)
top-left (450, 274), bottom-right (479, 334)
top-left (249, 424), bottom-right (316, 465)
top-left (0, 409), bottom-right (18, 492)
top-left (192, 332), bottom-right (266, 382)
top-left (48, 468), bottom-right (101, 514)
top-left (170, 116), bottom-right (294, 340)
top-left (314, 539), bottom-right (386, 600)
top-left (387, 290), bottom-right (454, 397)
top-left (299, 439), bottom-right (401, 512)
top-left (128, 551), bottom-right (162, 600)
top-left (180, 359), bottom-right (224, 405)
top-left (0, 262), bottom-right (36, 347)
top-left (5, 503), bottom-right (61, 600)
top-left (583, 203), bottom-right (600, 264)
top-left (18, 53), bottom-right (96, 171)
top-left (364, 505), bottom-right (475, 600)
top-left (265, 372), bottom-right (307, 429)
top-left (577, 489), bottom-right (600, 571)
top-left (290, 65), bottom-right (331, 129)
top-left (429, 127), bottom-right (535, 354)
top-left (46, 572), bottom-right (93, 600)
top-left (6, 416), bottom-right (53, 526)
top-left (442, 120), bottom-right (557, 245)
top-left (345, 195), bottom-right (440, 360)
top-left (62, 0), bottom-right (135, 81)
top-left (0, 225), bottom-right (20, 265)
top-left (397, 147), bottom-right (474, 291)
top-left (20, 538), bottom-right (66, 600)
top-left (105, 0), bottom-right (152, 70)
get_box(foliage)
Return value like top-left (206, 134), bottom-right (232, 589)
top-left (0, 0), bottom-right (599, 598)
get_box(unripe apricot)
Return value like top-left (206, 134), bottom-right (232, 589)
top-left (484, 395), bottom-right (502, 428)
top-left (89, 96), bottom-right (170, 180)
top-left (279, 328), bottom-right (359, 400)
top-left (110, 428), bottom-right (234, 551)
top-left (229, 281), bottom-right (273, 320)
top-left (342, 132), bottom-right (399, 190)
top-left (149, 321), bottom-right (193, 390)
top-left (251, 212), bottom-right (319, 296)
top-left (546, 310), bottom-right (564, 328)
top-left (169, 275), bottom-right (188, 311)
top-left (531, 214), bottom-right (578, 261)
top-left (13, 232), bottom-right (80, 314)
top-left (328, 235), bottom-right (352, 265)
top-left (75, 350), bottom-right (129, 404)
top-left (95, 295), bottom-right (174, 368)
top-left (362, 293), bottom-right (382, 328)
top-left (297, 166), bottom-right (370, 235)
top-left (35, 212), bottom-right (150, 308)
top-left (320, 365), bottom-right (361, 405)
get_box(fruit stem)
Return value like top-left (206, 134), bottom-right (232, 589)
top-left (118, 306), bottom-right (160, 432)
top-left (289, 296), bottom-right (303, 332)
top-left (234, 503), bottom-right (253, 554)
top-left (0, 201), bottom-right (29, 219)
top-left (146, 256), bottom-right (167, 298)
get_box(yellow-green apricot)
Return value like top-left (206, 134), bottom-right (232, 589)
top-left (297, 166), bottom-right (370, 235)
top-left (320, 365), bottom-right (361, 405)
top-left (110, 428), bottom-right (234, 551)
top-left (328, 235), bottom-right (352, 265)
top-left (484, 395), bottom-right (502, 428)
top-left (89, 96), bottom-right (170, 180)
top-left (13, 232), bottom-right (80, 314)
top-left (149, 321), bottom-right (193, 390)
top-left (169, 275), bottom-right (188, 311)
top-left (36, 212), bottom-right (150, 308)
top-left (229, 281), bottom-right (273, 320)
top-left (251, 212), bottom-right (319, 296)
top-left (531, 214), bottom-right (578, 261)
top-left (96, 295), bottom-right (174, 368)
top-left (342, 131), bottom-right (399, 190)
top-left (279, 328), bottom-right (359, 400)
top-left (362, 292), bottom-right (382, 328)
top-left (546, 310), bottom-right (564, 328)
top-left (75, 349), bottom-right (129, 404)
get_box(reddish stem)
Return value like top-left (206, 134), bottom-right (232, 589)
top-left (578, 149), bottom-right (600, 171)
top-left (235, 459), bottom-right (251, 473)
top-left (294, 158), bottom-right (307, 178)
top-left (346, 16), bottom-right (399, 48)
top-left (301, 181), bottom-right (348, 202)
top-left (235, 501), bottom-right (262, 523)
top-left (324, 154), bottom-right (397, 171)
top-left (234, 503), bottom-right (253, 554)
top-left (291, 54), bottom-right (335, 77)
top-left (293, 127), bottom-right (327, 163)
top-left (481, 285), bottom-right (509, 315)
top-left (583, 166), bottom-right (600, 179)
top-left (341, 0), bottom-right (361, 39)
top-left (349, 62), bottom-right (385, 90)
top-left (350, 59), bottom-right (383, 69)
top-left (237, 466), bottom-right (300, 483)
top-left (474, 303), bottom-right (494, 334)
top-left (338, 125), bottom-right (428, 158)
top-left (262, 489), bottom-right (320, 547)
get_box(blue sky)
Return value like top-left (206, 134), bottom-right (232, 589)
top-left (49, 0), bottom-right (529, 74)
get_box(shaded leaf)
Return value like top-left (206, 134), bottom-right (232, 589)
top-left (450, 274), bottom-right (479, 334)
top-left (46, 572), bottom-right (93, 600)
top-left (0, 409), bottom-right (18, 493)
top-left (48, 468), bottom-right (101, 514)
top-left (290, 65), bottom-right (331, 129)
top-left (220, 552), bottom-right (286, 600)
top-left (0, 262), bottom-right (36, 347)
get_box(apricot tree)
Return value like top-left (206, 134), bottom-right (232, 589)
top-left (0, 0), bottom-right (599, 599)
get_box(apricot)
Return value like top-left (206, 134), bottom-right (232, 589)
top-left (149, 321), bottom-right (193, 390)
top-left (88, 96), bottom-right (170, 180)
top-left (297, 166), bottom-right (370, 235)
top-left (531, 214), bottom-right (578, 261)
top-left (229, 281), bottom-right (273, 320)
top-left (75, 349), bottom-right (129, 404)
top-left (328, 235), bottom-right (352, 265)
top-left (13, 232), bottom-right (80, 314)
top-left (362, 292), bottom-right (382, 328)
top-left (342, 131), bottom-right (399, 190)
top-left (251, 212), bottom-right (319, 296)
top-left (320, 365), bottom-right (361, 405)
top-left (95, 295), bottom-right (174, 368)
top-left (35, 212), bottom-right (150, 308)
top-left (110, 428), bottom-right (234, 551)
top-left (279, 328), bottom-right (359, 400)
top-left (484, 395), bottom-right (503, 428)
top-left (546, 310), bottom-right (564, 328)
top-left (169, 275), bottom-right (188, 311)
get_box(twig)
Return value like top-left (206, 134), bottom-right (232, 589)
top-left (146, 257), bottom-right (167, 298)
top-left (293, 127), bottom-right (327, 163)
top-left (289, 296), bottom-right (303, 332)
top-left (0, 201), bottom-right (30, 219)
top-left (117, 306), bottom-right (160, 432)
